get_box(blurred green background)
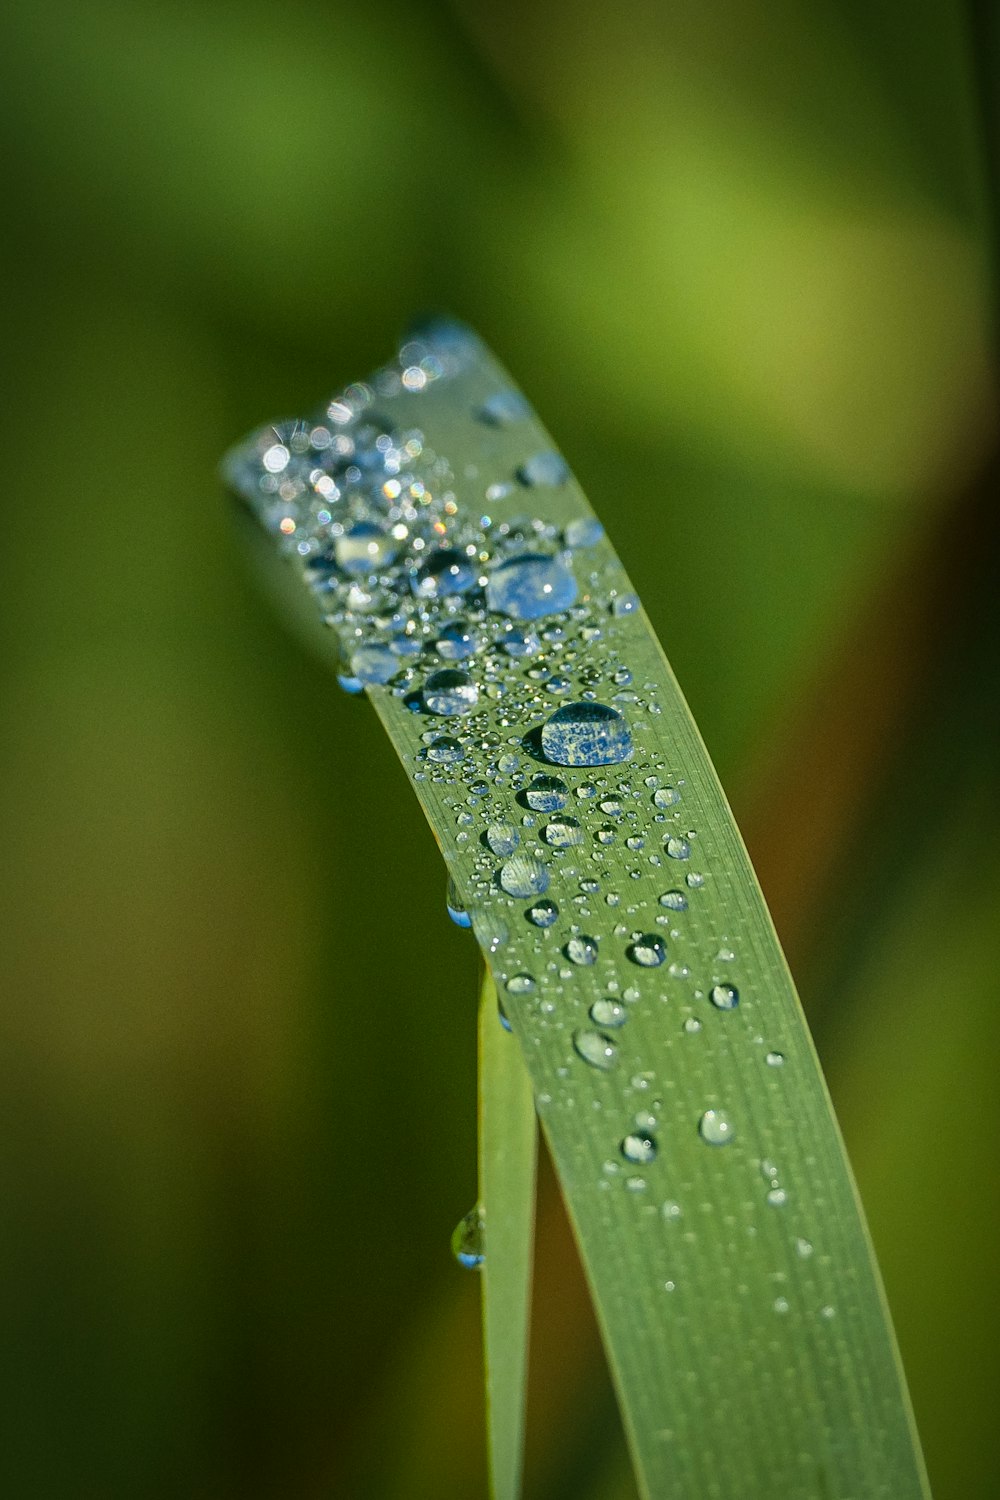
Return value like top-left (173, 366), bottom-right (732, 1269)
top-left (0, 1), bottom-right (997, 1496)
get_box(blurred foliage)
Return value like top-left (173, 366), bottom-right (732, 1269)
top-left (0, 1), bottom-right (996, 1496)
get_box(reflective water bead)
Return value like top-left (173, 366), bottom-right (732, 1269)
top-left (413, 547), bottom-right (478, 598)
top-left (699, 1109), bottom-right (735, 1146)
top-left (686, 872), bottom-right (705, 889)
top-left (485, 821), bottom-right (520, 858)
top-left (424, 669), bottom-right (479, 716)
top-left (665, 836), bottom-right (691, 860)
top-left (540, 701), bottom-right (633, 767)
top-left (653, 786), bottom-right (680, 808)
top-left (573, 1029), bottom-right (618, 1071)
top-left (335, 521), bottom-right (399, 575)
top-left (564, 517), bottom-right (604, 548)
top-left (524, 774), bottom-right (569, 812)
top-left (796, 1237), bottom-right (814, 1259)
top-left (451, 1206), bottom-right (485, 1268)
top-left (350, 644), bottom-right (398, 686)
top-left (426, 735), bottom-right (465, 764)
top-left (499, 853), bottom-right (550, 899)
top-left (436, 620), bottom-right (478, 661)
top-left (506, 972), bottom-right (537, 995)
top-left (629, 934), bottom-right (667, 968)
top-left (486, 554), bottom-right (578, 621)
top-left (525, 897), bottom-right (559, 928)
top-left (498, 622), bottom-right (541, 657)
top-left (710, 984), bottom-right (740, 1011)
top-left (611, 592), bottom-right (639, 616)
top-left (590, 998), bottom-right (627, 1028)
top-left (766, 1187), bottom-right (787, 1207)
top-left (543, 817), bottom-right (584, 848)
top-left (621, 1131), bottom-right (658, 1165)
top-left (446, 877), bottom-right (471, 928)
top-left (478, 389), bottom-right (530, 426)
top-left (659, 890), bottom-right (688, 911)
top-left (517, 451), bottom-right (569, 486)
top-left (565, 934), bottom-right (599, 966)
top-left (765, 1051), bottom-right (785, 1067)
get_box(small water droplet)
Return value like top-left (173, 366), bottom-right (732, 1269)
top-left (773, 1296), bottom-right (790, 1315)
top-left (621, 1131), bottom-right (658, 1164)
top-left (451, 1206), bottom-right (485, 1268)
top-left (665, 836), bottom-right (691, 860)
top-left (709, 984), bottom-right (740, 1011)
top-left (590, 998), bottom-right (627, 1027)
top-left (658, 890), bottom-right (688, 911)
top-left (414, 547), bottom-right (478, 598)
top-left (517, 451), bottom-right (569, 487)
top-left (424, 669), bottom-right (479, 716)
top-left (526, 898), bottom-right (559, 928)
top-left (426, 735), bottom-right (464, 764)
top-left (611, 592), bottom-right (639, 617)
top-left (485, 821), bottom-right (520, 858)
top-left (564, 517), bottom-right (604, 548)
top-left (335, 521), bottom-right (399, 574)
top-left (652, 787), bottom-right (679, 808)
top-left (683, 1017), bottom-right (702, 1034)
top-left (766, 1187), bottom-right (787, 1207)
top-left (486, 554), bottom-right (577, 620)
top-left (628, 934), bottom-right (667, 968)
top-left (796, 1237), bottom-right (814, 1259)
top-left (544, 817), bottom-right (585, 848)
top-left (686, 872), bottom-right (705, 889)
top-left (524, 774), bottom-right (569, 811)
top-left (624, 1175), bottom-right (647, 1192)
top-left (446, 877), bottom-right (471, 928)
top-left (497, 622), bottom-right (541, 657)
top-left (435, 620), bottom-right (478, 661)
top-left (820, 1304), bottom-right (836, 1320)
top-left (573, 1029), bottom-right (618, 1071)
top-left (506, 972), bottom-right (537, 995)
top-left (699, 1109), bottom-right (735, 1146)
top-left (565, 934), bottom-right (599, 966)
top-left (765, 1050), bottom-right (785, 1067)
top-left (540, 702), bottom-right (633, 767)
top-left (499, 852), bottom-right (550, 899)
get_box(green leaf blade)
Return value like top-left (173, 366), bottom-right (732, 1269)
top-left (224, 320), bottom-right (931, 1500)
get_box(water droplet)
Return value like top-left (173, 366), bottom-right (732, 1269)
top-left (820, 1304), bottom-right (836, 1320)
top-left (686, 872), bottom-right (705, 889)
top-left (709, 984), bottom-right (740, 1011)
top-left (518, 451), bottom-right (569, 486)
top-left (658, 890), bottom-right (688, 911)
top-left (699, 1109), bottom-right (735, 1146)
top-left (526, 898), bottom-right (559, 928)
top-left (446, 877), bottom-right (471, 928)
top-left (652, 787), bottom-right (679, 808)
top-left (565, 934), bottom-right (599, 966)
top-left (506, 972), bottom-right (536, 995)
top-left (436, 620), bottom-right (478, 661)
top-left (424, 669), bottom-right (479, 716)
top-left (796, 1237), bottom-right (814, 1259)
top-left (543, 817), bottom-right (585, 848)
top-left (573, 1029), bottom-right (618, 1071)
top-left (497, 997), bottom-right (513, 1031)
top-left (541, 702), bottom-right (633, 767)
top-left (611, 592), bottom-right (639, 616)
top-left (486, 554), bottom-right (577, 620)
top-left (765, 1050), bottom-right (785, 1067)
top-left (524, 774), bottom-right (569, 812)
top-left (451, 1206), bottom-right (485, 1268)
top-left (564, 517), bottom-right (604, 548)
top-left (498, 622), bottom-right (541, 657)
top-left (350, 643), bottom-right (398, 686)
top-left (414, 547), bottom-right (478, 598)
top-left (662, 1200), bottom-right (682, 1221)
top-left (499, 852), bottom-right (550, 899)
top-left (478, 389), bottom-right (530, 426)
top-left (621, 1131), bottom-right (657, 1164)
top-left (335, 521), bottom-right (399, 575)
top-left (485, 821), bottom-right (520, 858)
top-left (683, 1017), bottom-right (702, 1034)
top-left (766, 1187), bottom-right (787, 1207)
top-left (665, 836), bottom-right (691, 860)
top-left (590, 998), bottom-right (627, 1027)
top-left (426, 735), bottom-right (464, 764)
top-left (773, 1296), bottom-right (790, 1315)
top-left (628, 934), bottom-right (667, 968)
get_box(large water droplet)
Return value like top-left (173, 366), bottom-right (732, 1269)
top-left (709, 984), bottom-right (740, 1011)
top-left (525, 897), bottom-right (559, 928)
top-left (659, 890), bottom-right (688, 911)
top-left (621, 1131), bottom-right (657, 1164)
top-left (424, 669), bottom-right (479, 716)
top-left (699, 1109), bottom-right (735, 1146)
top-left (506, 972), bottom-right (536, 995)
top-left (540, 702), bottom-right (633, 767)
top-left (543, 817), bottom-right (584, 848)
top-left (517, 451), bottom-right (569, 486)
top-left (435, 620), bottom-right (478, 661)
top-left (565, 934), bottom-right (599, 966)
top-left (499, 852), bottom-right (550, 899)
top-left (590, 998), bottom-right (627, 1028)
top-left (665, 836), bottom-right (691, 860)
top-left (451, 1206), bottom-right (485, 1268)
top-left (573, 1029), bottom-right (618, 1071)
top-left (414, 547), bottom-right (478, 598)
top-left (485, 821), bottom-right (520, 858)
top-left (486, 554), bottom-right (578, 620)
top-left (653, 786), bottom-right (680, 808)
top-left (426, 735), bottom-right (464, 764)
top-left (524, 774), bottom-right (569, 812)
top-left (350, 643), bottom-right (398, 686)
top-left (335, 521), bottom-right (399, 575)
top-left (628, 934), bottom-right (667, 968)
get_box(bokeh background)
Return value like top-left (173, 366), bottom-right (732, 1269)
top-left (1, 1), bottom-right (997, 1496)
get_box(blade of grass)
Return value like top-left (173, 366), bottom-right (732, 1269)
top-left (478, 965), bottom-right (537, 1500)
top-left (224, 320), bottom-right (930, 1500)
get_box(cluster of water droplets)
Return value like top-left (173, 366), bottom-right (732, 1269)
top-left (226, 326), bottom-right (820, 1308)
